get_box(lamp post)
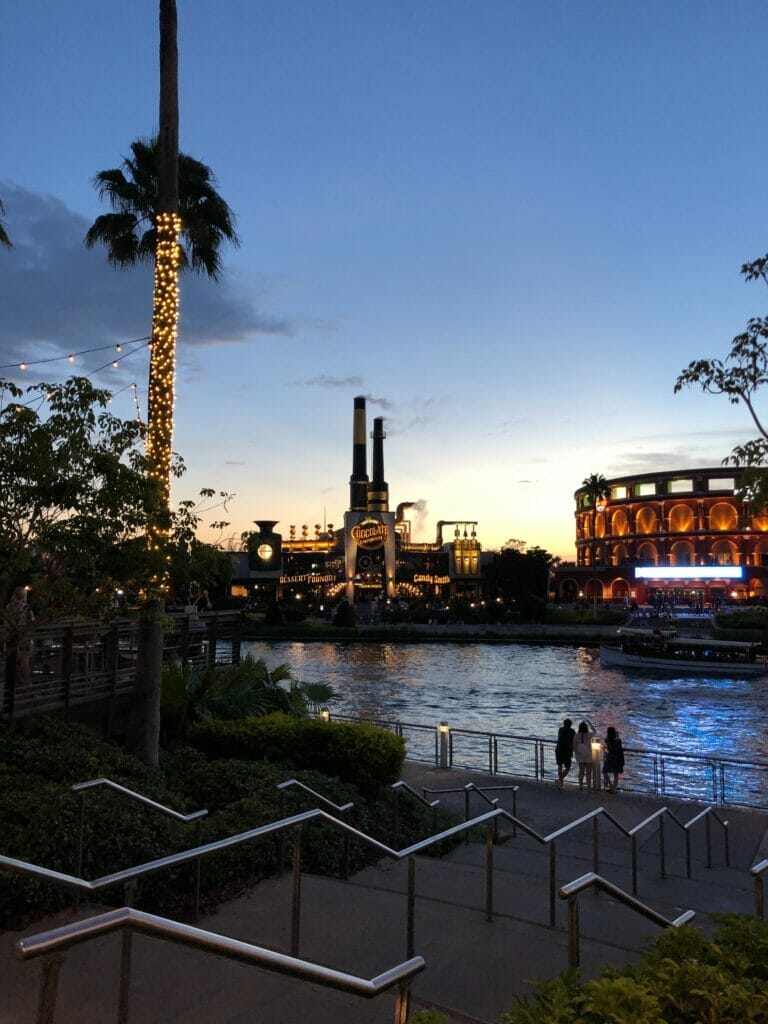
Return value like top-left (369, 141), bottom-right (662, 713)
top-left (437, 721), bottom-right (450, 769)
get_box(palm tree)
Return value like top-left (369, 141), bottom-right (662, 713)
top-left (582, 472), bottom-right (611, 614)
top-left (0, 199), bottom-right (12, 249)
top-left (85, 136), bottom-right (239, 280)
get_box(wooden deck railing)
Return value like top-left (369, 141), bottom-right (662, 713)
top-left (1, 611), bottom-right (242, 721)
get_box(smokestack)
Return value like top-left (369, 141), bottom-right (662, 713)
top-left (349, 395), bottom-right (369, 510)
top-left (368, 416), bottom-right (389, 512)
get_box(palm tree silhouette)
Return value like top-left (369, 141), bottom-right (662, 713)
top-left (85, 137), bottom-right (239, 280)
top-left (0, 199), bottom-right (12, 249)
top-left (582, 472), bottom-right (610, 613)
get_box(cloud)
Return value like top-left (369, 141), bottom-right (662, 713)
top-left (293, 374), bottom-right (365, 389)
top-left (0, 183), bottom-right (297, 365)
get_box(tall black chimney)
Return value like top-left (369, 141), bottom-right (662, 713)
top-left (349, 395), bottom-right (369, 510)
top-left (368, 417), bottom-right (389, 512)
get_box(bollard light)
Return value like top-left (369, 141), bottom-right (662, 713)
top-left (319, 708), bottom-right (331, 722)
top-left (591, 738), bottom-right (602, 791)
top-left (438, 721), bottom-right (450, 769)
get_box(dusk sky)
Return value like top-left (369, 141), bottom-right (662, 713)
top-left (2, 1), bottom-right (767, 559)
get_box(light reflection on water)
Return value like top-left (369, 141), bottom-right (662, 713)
top-left (244, 640), bottom-right (768, 762)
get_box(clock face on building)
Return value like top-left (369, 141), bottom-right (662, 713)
top-left (257, 543), bottom-right (273, 561)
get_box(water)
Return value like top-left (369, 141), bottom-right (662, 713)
top-left (243, 640), bottom-right (768, 764)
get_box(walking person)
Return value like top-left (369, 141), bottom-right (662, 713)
top-left (602, 726), bottom-right (625, 793)
top-left (555, 717), bottom-right (576, 788)
top-left (573, 720), bottom-right (596, 790)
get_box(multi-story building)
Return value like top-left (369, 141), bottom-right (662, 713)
top-left (554, 468), bottom-right (768, 605)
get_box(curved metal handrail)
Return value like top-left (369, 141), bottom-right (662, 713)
top-left (390, 781), bottom-right (441, 849)
top-left (16, 906), bottom-right (425, 1024)
top-left (71, 777), bottom-right (208, 917)
top-left (750, 857), bottom-right (768, 918)
top-left (72, 778), bottom-right (208, 823)
top-left (559, 871), bottom-right (696, 969)
top-left (276, 778), bottom-right (354, 813)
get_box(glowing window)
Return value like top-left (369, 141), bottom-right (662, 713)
top-left (708, 477), bottom-right (735, 491)
top-left (610, 485), bottom-right (627, 500)
top-left (669, 478), bottom-right (693, 494)
top-left (635, 482), bottom-right (655, 496)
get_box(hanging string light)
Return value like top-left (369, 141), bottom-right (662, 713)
top-left (0, 337), bottom-right (150, 372)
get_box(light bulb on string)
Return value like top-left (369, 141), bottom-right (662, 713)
top-left (68, 355), bottom-right (75, 363)
top-left (19, 363), bottom-right (27, 371)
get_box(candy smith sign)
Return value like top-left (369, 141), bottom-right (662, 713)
top-left (350, 518), bottom-right (389, 550)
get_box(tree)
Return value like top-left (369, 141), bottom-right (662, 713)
top-left (85, 138), bottom-right (239, 280)
top-left (676, 254), bottom-right (768, 508)
top-left (0, 199), bottom-right (11, 249)
top-left (485, 546), bottom-right (558, 621)
top-left (0, 376), bottom-right (149, 604)
top-left (581, 472), bottom-right (610, 613)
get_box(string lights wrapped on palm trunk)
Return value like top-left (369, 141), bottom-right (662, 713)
top-left (145, 210), bottom-right (182, 550)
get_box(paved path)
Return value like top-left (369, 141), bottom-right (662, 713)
top-left (2, 763), bottom-right (766, 1023)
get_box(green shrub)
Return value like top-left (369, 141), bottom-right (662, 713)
top-left (187, 714), bottom-right (406, 796)
top-left (499, 918), bottom-right (768, 1024)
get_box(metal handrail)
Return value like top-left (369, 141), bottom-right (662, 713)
top-left (750, 858), bottom-right (768, 918)
top-left (422, 782), bottom-right (518, 840)
top-left (559, 871), bottom-right (696, 969)
top-left (0, 798), bottom-right (732, 964)
top-left (390, 781), bottom-right (440, 848)
top-left (331, 712), bottom-right (768, 808)
top-left (71, 777), bottom-right (207, 917)
top-left (276, 778), bottom-right (354, 813)
top-left (16, 906), bottom-right (425, 1024)
top-left (277, 779), bottom-right (355, 878)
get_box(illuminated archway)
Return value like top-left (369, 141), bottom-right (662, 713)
top-left (670, 540), bottom-right (695, 566)
top-left (584, 579), bottom-right (603, 600)
top-left (711, 539), bottom-right (738, 565)
top-left (668, 503), bottom-right (694, 533)
top-left (636, 507), bottom-right (658, 534)
top-left (611, 509), bottom-right (629, 536)
top-left (710, 502), bottom-right (738, 531)
top-left (636, 542), bottom-right (658, 565)
top-left (611, 578), bottom-right (630, 599)
top-left (612, 542), bottom-right (628, 565)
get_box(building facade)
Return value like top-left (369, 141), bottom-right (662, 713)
top-left (554, 467), bottom-right (768, 605)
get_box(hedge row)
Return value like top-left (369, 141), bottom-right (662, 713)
top-left (0, 716), bottom-right (438, 929)
top-left (186, 713), bottom-right (406, 796)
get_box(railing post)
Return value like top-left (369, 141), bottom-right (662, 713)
top-left (512, 789), bottom-right (517, 839)
top-left (291, 825), bottom-right (302, 956)
top-left (75, 790), bottom-right (87, 912)
top-left (723, 821), bottom-right (730, 867)
top-left (179, 615), bottom-right (190, 666)
top-left (406, 856), bottom-right (416, 959)
top-left (720, 763), bottom-right (726, 805)
top-left (705, 814), bottom-right (712, 869)
top-left (62, 626), bottom-right (74, 722)
top-left (431, 803), bottom-right (437, 836)
top-left (567, 896), bottom-right (580, 969)
top-left (711, 763), bottom-right (718, 804)
top-left (653, 754), bottom-right (659, 796)
top-left (278, 792), bottom-right (286, 873)
top-left (393, 981), bottom-right (411, 1024)
top-left (464, 787), bottom-right (470, 844)
top-left (592, 816), bottom-right (599, 875)
top-left (485, 821), bottom-right (494, 922)
top-left (685, 829), bottom-right (692, 879)
top-left (206, 616), bottom-right (217, 667)
top-left (118, 880), bottom-right (137, 1024)
top-left (631, 834), bottom-right (638, 896)
top-left (392, 787), bottom-right (400, 848)
top-left (194, 819), bottom-right (203, 922)
top-left (548, 843), bottom-right (556, 927)
top-left (488, 735), bottom-right (493, 774)
top-left (659, 815), bottom-right (666, 879)
top-left (231, 615), bottom-right (242, 666)
top-left (756, 875), bottom-right (765, 920)
top-left (534, 739), bottom-right (539, 780)
top-left (36, 954), bottom-right (64, 1024)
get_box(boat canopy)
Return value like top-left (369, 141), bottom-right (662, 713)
top-left (616, 627), bottom-right (761, 650)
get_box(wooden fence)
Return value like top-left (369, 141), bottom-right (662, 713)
top-left (1, 612), bottom-right (242, 721)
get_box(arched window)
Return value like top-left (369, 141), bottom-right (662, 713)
top-left (668, 503), bottom-right (694, 533)
top-left (670, 541), bottom-right (695, 566)
top-left (636, 507), bottom-right (658, 534)
top-left (611, 509), bottom-right (629, 536)
top-left (611, 578), bottom-right (630, 599)
top-left (612, 543), bottom-right (628, 565)
top-left (711, 539), bottom-right (738, 565)
top-left (636, 542), bottom-right (658, 565)
top-left (585, 579), bottom-right (603, 600)
top-left (710, 502), bottom-right (738, 531)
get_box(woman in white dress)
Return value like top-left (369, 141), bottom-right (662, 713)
top-left (573, 720), bottom-right (596, 790)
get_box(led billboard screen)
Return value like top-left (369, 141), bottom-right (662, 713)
top-left (634, 566), bottom-right (743, 580)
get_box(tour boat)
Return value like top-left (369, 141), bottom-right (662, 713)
top-left (600, 627), bottom-right (767, 677)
